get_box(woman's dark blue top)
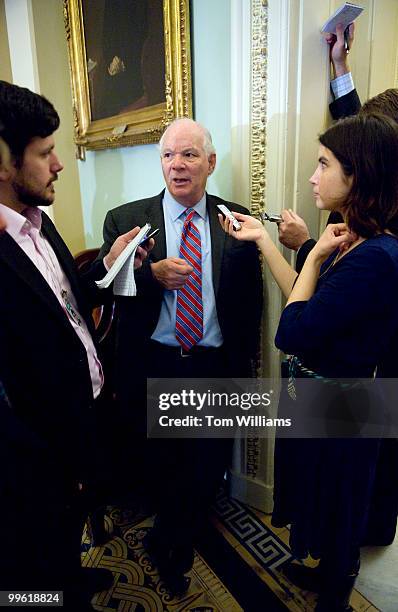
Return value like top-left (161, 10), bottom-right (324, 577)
top-left (276, 235), bottom-right (398, 378)
top-left (272, 235), bottom-right (398, 569)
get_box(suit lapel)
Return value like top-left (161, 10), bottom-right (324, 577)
top-left (207, 194), bottom-right (226, 297)
top-left (144, 192), bottom-right (167, 262)
top-left (0, 230), bottom-right (73, 330)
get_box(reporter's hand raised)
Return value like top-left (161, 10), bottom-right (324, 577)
top-left (218, 211), bottom-right (266, 243)
top-left (278, 209), bottom-right (311, 251)
top-left (325, 22), bottom-right (355, 78)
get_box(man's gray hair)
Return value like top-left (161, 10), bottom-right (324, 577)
top-left (159, 117), bottom-right (216, 157)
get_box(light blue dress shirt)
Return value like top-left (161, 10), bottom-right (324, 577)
top-left (151, 189), bottom-right (223, 347)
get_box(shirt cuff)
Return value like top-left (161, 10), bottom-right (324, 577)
top-left (330, 72), bottom-right (354, 100)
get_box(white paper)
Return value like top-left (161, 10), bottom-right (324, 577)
top-left (321, 2), bottom-right (363, 34)
top-left (95, 223), bottom-right (151, 296)
top-left (113, 251), bottom-right (137, 296)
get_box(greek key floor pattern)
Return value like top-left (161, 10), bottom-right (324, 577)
top-left (211, 490), bottom-right (380, 612)
top-left (81, 491), bottom-right (381, 611)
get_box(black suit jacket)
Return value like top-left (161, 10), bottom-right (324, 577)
top-left (0, 212), bottom-right (98, 484)
top-left (94, 191), bottom-right (263, 387)
top-left (296, 89), bottom-right (361, 272)
top-left (329, 88), bottom-right (361, 121)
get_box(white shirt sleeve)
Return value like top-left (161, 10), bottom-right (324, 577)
top-left (330, 72), bottom-right (354, 100)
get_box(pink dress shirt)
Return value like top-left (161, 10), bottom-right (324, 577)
top-left (0, 203), bottom-right (103, 398)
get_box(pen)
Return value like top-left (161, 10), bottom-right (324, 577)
top-left (261, 212), bottom-right (282, 223)
top-left (344, 25), bottom-right (350, 53)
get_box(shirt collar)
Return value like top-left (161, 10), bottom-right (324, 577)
top-left (23, 206), bottom-right (42, 230)
top-left (0, 203), bottom-right (42, 241)
top-left (163, 188), bottom-right (207, 222)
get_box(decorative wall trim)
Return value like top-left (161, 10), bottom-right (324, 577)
top-left (228, 0), bottom-right (272, 513)
top-left (249, 0), bottom-right (268, 218)
top-left (246, 0), bottom-right (268, 483)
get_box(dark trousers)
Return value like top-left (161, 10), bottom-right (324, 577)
top-left (147, 341), bottom-right (233, 551)
top-left (0, 476), bottom-right (85, 593)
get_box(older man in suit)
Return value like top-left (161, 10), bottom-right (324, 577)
top-left (0, 81), bottom-right (149, 610)
top-left (95, 117), bottom-right (263, 592)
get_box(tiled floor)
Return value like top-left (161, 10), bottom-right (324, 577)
top-left (357, 530), bottom-right (398, 612)
top-left (83, 509), bottom-right (243, 611)
top-left (212, 491), bottom-right (395, 611)
top-left (83, 494), bottom-right (396, 611)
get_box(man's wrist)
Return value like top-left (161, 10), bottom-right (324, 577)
top-left (332, 61), bottom-right (350, 78)
top-left (330, 72), bottom-right (354, 100)
top-left (297, 237), bottom-right (313, 254)
top-left (292, 234), bottom-right (311, 252)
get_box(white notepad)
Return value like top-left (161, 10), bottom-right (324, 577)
top-left (321, 2), bottom-right (363, 34)
top-left (95, 223), bottom-right (151, 296)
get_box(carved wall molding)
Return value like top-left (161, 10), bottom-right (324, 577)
top-left (246, 0), bottom-right (268, 480)
top-left (249, 0), bottom-right (267, 218)
top-left (228, 0), bottom-right (270, 507)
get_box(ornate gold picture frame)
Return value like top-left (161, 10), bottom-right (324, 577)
top-left (63, 0), bottom-right (192, 158)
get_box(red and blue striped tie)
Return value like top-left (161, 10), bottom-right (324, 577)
top-left (176, 209), bottom-right (203, 350)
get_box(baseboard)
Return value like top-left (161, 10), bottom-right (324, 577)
top-left (227, 468), bottom-right (274, 513)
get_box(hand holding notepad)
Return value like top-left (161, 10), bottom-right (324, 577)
top-left (321, 3), bottom-right (363, 35)
top-left (96, 223), bottom-right (152, 296)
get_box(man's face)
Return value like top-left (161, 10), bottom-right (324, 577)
top-left (11, 135), bottom-right (63, 210)
top-left (161, 122), bottom-right (216, 207)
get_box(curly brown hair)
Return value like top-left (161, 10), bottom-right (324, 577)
top-left (361, 89), bottom-right (398, 124)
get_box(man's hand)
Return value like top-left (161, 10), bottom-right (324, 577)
top-left (278, 209), bottom-right (311, 251)
top-left (0, 212), bottom-right (6, 233)
top-left (325, 22), bottom-right (355, 78)
top-left (151, 257), bottom-right (193, 290)
top-left (104, 226), bottom-right (154, 271)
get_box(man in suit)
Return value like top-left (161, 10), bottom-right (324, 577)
top-left (94, 117), bottom-right (263, 591)
top-left (0, 81), bottom-right (149, 610)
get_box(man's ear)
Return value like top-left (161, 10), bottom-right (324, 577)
top-left (0, 165), bottom-right (11, 182)
top-left (0, 153), bottom-right (17, 182)
top-left (0, 160), bottom-right (15, 182)
top-left (208, 153), bottom-right (216, 176)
